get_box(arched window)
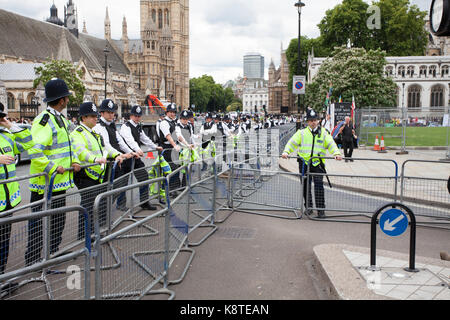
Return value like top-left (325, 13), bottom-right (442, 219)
top-left (152, 41), bottom-right (155, 51)
top-left (407, 66), bottom-right (415, 77)
top-left (27, 92), bottom-right (35, 104)
top-left (430, 85), bottom-right (444, 108)
top-left (165, 9), bottom-right (170, 26)
top-left (442, 65), bottom-right (449, 76)
top-left (7, 92), bottom-right (15, 110)
top-left (407, 85), bottom-right (421, 109)
top-left (158, 10), bottom-right (163, 29)
top-left (419, 65), bottom-right (427, 77)
top-left (152, 9), bottom-right (156, 23)
top-left (429, 65), bottom-right (437, 77)
top-left (385, 66), bottom-right (393, 76)
top-left (398, 66), bottom-right (406, 77)
top-left (146, 41), bottom-right (150, 49)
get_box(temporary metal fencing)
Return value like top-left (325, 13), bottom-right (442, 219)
top-left (400, 160), bottom-right (450, 228)
top-left (304, 157), bottom-right (400, 222)
top-left (0, 206), bottom-right (91, 300)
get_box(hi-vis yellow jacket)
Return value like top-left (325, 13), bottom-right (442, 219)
top-left (0, 127), bottom-right (34, 212)
top-left (283, 127), bottom-right (341, 167)
top-left (28, 109), bottom-right (75, 194)
top-left (71, 124), bottom-right (120, 183)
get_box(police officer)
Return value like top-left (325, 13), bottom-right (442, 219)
top-left (158, 104), bottom-right (181, 193)
top-left (155, 112), bottom-right (165, 145)
top-left (0, 103), bottom-right (34, 283)
top-left (26, 78), bottom-right (81, 266)
top-left (120, 105), bottom-right (162, 210)
top-left (71, 102), bottom-right (126, 240)
top-left (282, 109), bottom-right (342, 218)
top-left (200, 113), bottom-right (217, 149)
top-left (93, 99), bottom-right (135, 211)
top-left (175, 110), bottom-right (195, 147)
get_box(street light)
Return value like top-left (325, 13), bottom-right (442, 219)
top-left (397, 83), bottom-right (409, 155)
top-left (104, 45), bottom-right (110, 100)
top-left (295, 1), bottom-right (305, 116)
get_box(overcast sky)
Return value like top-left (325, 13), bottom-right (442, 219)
top-left (0, 0), bottom-right (431, 84)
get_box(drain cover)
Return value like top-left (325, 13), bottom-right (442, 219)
top-left (216, 227), bottom-right (256, 239)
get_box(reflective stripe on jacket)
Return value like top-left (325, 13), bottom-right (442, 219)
top-left (283, 127), bottom-right (341, 167)
top-left (29, 110), bottom-right (75, 194)
top-left (0, 128), bottom-right (34, 211)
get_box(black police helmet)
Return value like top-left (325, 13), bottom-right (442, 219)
top-left (180, 110), bottom-right (190, 119)
top-left (131, 105), bottom-right (143, 116)
top-left (306, 109), bottom-right (319, 121)
top-left (166, 104), bottom-right (177, 113)
top-left (99, 99), bottom-right (118, 112)
top-left (0, 102), bottom-right (7, 117)
top-left (206, 112), bottom-right (213, 119)
top-left (79, 102), bottom-right (98, 117)
top-left (43, 78), bottom-right (72, 103)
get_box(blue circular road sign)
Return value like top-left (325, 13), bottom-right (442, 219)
top-left (379, 208), bottom-right (409, 237)
top-left (295, 82), bottom-right (304, 90)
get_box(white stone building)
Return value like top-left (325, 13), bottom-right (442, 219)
top-left (308, 54), bottom-right (450, 110)
top-left (242, 87), bottom-right (269, 114)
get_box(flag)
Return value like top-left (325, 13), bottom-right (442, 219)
top-left (339, 95), bottom-right (343, 103)
top-left (351, 95), bottom-right (356, 123)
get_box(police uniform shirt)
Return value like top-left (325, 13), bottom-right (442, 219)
top-left (120, 119), bottom-right (158, 152)
top-left (199, 121), bottom-right (217, 141)
top-left (175, 120), bottom-right (192, 145)
top-left (159, 116), bottom-right (177, 146)
top-left (93, 117), bottom-right (133, 155)
top-left (156, 118), bottom-right (163, 140)
top-left (216, 121), bottom-right (231, 137)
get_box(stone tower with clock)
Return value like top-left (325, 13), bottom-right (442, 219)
top-left (64, 0), bottom-right (79, 38)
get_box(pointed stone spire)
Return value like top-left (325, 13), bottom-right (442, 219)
top-left (122, 16), bottom-right (128, 41)
top-left (57, 29), bottom-right (73, 62)
top-left (82, 19), bottom-right (88, 34)
top-left (105, 7), bottom-right (111, 40)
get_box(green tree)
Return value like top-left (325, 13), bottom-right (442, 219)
top-left (317, 0), bottom-right (428, 56)
top-left (304, 46), bottom-right (397, 111)
top-left (226, 102), bottom-right (243, 112)
top-left (34, 59), bottom-right (86, 106)
top-left (189, 75), bottom-right (239, 113)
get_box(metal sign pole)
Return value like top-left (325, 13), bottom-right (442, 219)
top-left (397, 83), bottom-right (408, 155)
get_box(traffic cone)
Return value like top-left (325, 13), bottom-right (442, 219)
top-left (147, 152), bottom-right (155, 159)
top-left (373, 136), bottom-right (380, 151)
top-left (378, 136), bottom-right (387, 153)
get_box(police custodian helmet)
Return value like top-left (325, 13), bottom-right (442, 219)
top-left (0, 102), bottom-right (7, 117)
top-left (180, 110), bottom-right (190, 119)
top-left (79, 102), bottom-right (98, 117)
top-left (43, 78), bottom-right (72, 103)
top-left (306, 109), bottom-right (319, 121)
top-left (130, 105), bottom-right (143, 117)
top-left (166, 103), bottom-right (177, 113)
top-left (99, 99), bottom-right (118, 112)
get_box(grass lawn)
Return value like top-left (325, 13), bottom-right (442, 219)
top-left (359, 127), bottom-right (449, 146)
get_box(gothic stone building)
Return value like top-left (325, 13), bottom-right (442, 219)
top-left (268, 45), bottom-right (295, 114)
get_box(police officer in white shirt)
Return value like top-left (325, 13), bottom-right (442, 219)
top-left (175, 110), bottom-right (195, 148)
top-left (93, 99), bottom-right (135, 211)
top-left (199, 113), bottom-right (217, 149)
top-left (158, 104), bottom-right (181, 193)
top-left (120, 106), bottom-right (163, 210)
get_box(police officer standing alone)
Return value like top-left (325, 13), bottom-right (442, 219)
top-left (282, 109), bottom-right (342, 218)
top-left (71, 102), bottom-right (126, 240)
top-left (26, 78), bottom-right (81, 266)
top-left (120, 105), bottom-right (162, 210)
top-left (0, 102), bottom-right (34, 294)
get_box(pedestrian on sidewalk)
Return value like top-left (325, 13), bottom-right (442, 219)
top-left (339, 116), bottom-right (356, 162)
top-left (282, 109), bottom-right (342, 218)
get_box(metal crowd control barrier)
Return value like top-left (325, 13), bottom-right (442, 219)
top-left (400, 160), bottom-right (450, 230)
top-left (92, 177), bottom-right (176, 300)
top-left (304, 157), bottom-right (399, 222)
top-left (0, 206), bottom-right (91, 300)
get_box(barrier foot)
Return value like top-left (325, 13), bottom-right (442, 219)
top-left (188, 224), bottom-right (218, 247)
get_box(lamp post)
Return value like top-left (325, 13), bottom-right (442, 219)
top-left (104, 45), bottom-right (110, 100)
top-left (397, 83), bottom-right (409, 155)
top-left (295, 1), bottom-right (305, 116)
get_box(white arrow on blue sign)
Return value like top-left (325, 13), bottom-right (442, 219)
top-left (379, 208), bottom-right (409, 237)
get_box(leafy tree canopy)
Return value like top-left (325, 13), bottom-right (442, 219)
top-left (34, 59), bottom-right (86, 106)
top-left (304, 46), bottom-right (397, 111)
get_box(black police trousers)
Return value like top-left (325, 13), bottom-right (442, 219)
top-left (0, 204), bottom-right (13, 274)
top-left (299, 161), bottom-right (325, 210)
top-left (25, 191), bottom-right (66, 267)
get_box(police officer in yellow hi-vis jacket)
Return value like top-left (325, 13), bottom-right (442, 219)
top-left (282, 109), bottom-right (342, 218)
top-left (71, 102), bottom-right (126, 240)
top-left (25, 78), bottom-right (81, 266)
top-left (0, 103), bottom-right (34, 286)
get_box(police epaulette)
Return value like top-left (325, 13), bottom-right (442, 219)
top-left (76, 127), bottom-right (84, 133)
top-left (39, 114), bottom-right (50, 126)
